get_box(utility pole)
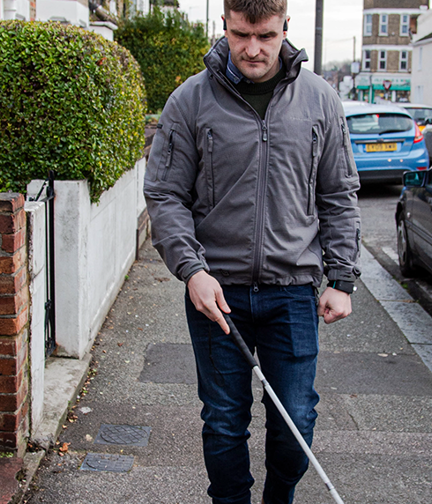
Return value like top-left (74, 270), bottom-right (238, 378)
top-left (206, 0), bottom-right (209, 39)
top-left (314, 0), bottom-right (324, 75)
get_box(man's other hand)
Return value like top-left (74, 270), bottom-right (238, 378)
top-left (317, 286), bottom-right (352, 324)
top-left (187, 271), bottom-right (231, 334)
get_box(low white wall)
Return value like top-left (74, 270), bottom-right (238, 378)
top-left (3, 0), bottom-right (30, 19)
top-left (36, 0), bottom-right (89, 27)
top-left (25, 201), bottom-right (47, 433)
top-left (27, 158), bottom-right (146, 359)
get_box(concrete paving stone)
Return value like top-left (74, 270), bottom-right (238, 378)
top-left (58, 403), bottom-right (204, 465)
top-left (314, 281), bottom-right (414, 355)
top-left (316, 350), bottom-right (432, 396)
top-left (314, 393), bottom-right (361, 432)
top-left (32, 354), bottom-right (92, 449)
top-left (381, 301), bottom-right (432, 345)
top-left (312, 430), bottom-right (432, 456)
top-left (412, 343), bottom-right (432, 374)
top-left (139, 342), bottom-right (197, 384)
top-left (26, 452), bottom-right (210, 504)
top-left (341, 394), bottom-right (432, 432)
top-left (295, 452), bottom-right (432, 504)
top-left (361, 246), bottom-right (413, 301)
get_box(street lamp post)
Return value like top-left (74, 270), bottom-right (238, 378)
top-left (314, 0), bottom-right (324, 75)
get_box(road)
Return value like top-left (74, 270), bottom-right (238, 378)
top-left (358, 183), bottom-right (432, 314)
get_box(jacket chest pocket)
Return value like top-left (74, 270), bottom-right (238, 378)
top-left (204, 127), bottom-right (215, 209)
top-left (307, 126), bottom-right (319, 216)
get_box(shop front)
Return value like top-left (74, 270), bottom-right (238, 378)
top-left (356, 74), bottom-right (411, 103)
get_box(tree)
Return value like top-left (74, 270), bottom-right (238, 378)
top-left (115, 8), bottom-right (209, 113)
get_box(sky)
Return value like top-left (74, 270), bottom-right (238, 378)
top-left (178, 0), bottom-right (364, 71)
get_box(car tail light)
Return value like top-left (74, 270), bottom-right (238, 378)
top-left (417, 166), bottom-right (428, 170)
top-left (414, 122), bottom-right (424, 143)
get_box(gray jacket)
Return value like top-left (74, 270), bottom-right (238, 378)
top-left (144, 37), bottom-right (361, 287)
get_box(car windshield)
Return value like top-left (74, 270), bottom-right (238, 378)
top-left (404, 107), bottom-right (432, 124)
top-left (347, 113), bottom-right (413, 135)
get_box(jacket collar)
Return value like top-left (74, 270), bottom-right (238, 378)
top-left (204, 36), bottom-right (309, 84)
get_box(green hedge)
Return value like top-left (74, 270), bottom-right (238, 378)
top-left (0, 21), bottom-right (146, 202)
top-left (115, 8), bottom-right (209, 113)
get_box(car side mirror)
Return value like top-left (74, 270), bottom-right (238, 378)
top-left (403, 170), bottom-right (426, 187)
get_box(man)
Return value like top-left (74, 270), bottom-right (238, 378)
top-left (144, 1), bottom-right (361, 503)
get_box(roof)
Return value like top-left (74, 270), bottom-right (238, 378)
top-left (342, 102), bottom-right (412, 117)
top-left (417, 31), bottom-right (432, 42)
top-left (399, 103), bottom-right (432, 110)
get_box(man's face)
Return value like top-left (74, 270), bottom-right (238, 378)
top-left (223, 10), bottom-right (288, 83)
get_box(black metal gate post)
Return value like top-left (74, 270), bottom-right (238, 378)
top-left (29, 171), bottom-right (56, 356)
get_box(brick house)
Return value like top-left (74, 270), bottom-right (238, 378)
top-left (356, 0), bottom-right (430, 103)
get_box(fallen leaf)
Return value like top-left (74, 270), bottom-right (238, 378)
top-left (59, 442), bottom-right (70, 453)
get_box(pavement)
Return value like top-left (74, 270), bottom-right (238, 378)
top-left (2, 238), bottom-right (432, 504)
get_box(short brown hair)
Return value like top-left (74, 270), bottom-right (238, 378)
top-left (224, 0), bottom-right (287, 23)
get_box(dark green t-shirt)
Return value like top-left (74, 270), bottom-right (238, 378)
top-left (234, 65), bottom-right (286, 120)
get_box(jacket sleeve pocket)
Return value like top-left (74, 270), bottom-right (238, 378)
top-left (146, 122), bottom-right (179, 182)
top-left (341, 117), bottom-right (356, 177)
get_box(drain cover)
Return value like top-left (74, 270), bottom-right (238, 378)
top-left (94, 424), bottom-right (151, 447)
top-left (81, 453), bottom-right (134, 472)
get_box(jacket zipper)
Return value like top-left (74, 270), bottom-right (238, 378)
top-left (162, 129), bottom-right (176, 181)
top-left (207, 129), bottom-right (215, 208)
top-left (214, 70), bottom-right (277, 285)
top-left (341, 122), bottom-right (353, 176)
top-left (307, 129), bottom-right (319, 215)
top-left (251, 119), bottom-right (270, 285)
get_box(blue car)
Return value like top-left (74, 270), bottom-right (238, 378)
top-left (343, 102), bottom-right (430, 184)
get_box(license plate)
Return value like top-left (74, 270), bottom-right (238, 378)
top-left (365, 143), bottom-right (397, 152)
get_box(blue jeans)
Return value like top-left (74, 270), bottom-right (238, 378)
top-left (185, 284), bottom-right (320, 504)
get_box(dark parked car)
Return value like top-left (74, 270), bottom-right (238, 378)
top-left (343, 102), bottom-right (430, 184)
top-left (396, 169), bottom-right (432, 277)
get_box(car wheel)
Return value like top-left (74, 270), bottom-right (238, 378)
top-left (397, 215), bottom-right (417, 277)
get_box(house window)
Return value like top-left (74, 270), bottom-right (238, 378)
top-left (379, 50), bottom-right (387, 70)
top-left (400, 14), bottom-right (409, 36)
top-left (418, 46), bottom-right (423, 71)
top-left (363, 50), bottom-right (371, 70)
top-left (400, 51), bottom-right (408, 71)
top-left (379, 14), bottom-right (388, 36)
top-left (364, 14), bottom-right (372, 36)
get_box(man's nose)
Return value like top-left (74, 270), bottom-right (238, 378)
top-left (245, 37), bottom-right (260, 58)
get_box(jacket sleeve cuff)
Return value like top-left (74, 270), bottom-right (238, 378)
top-left (326, 267), bottom-right (361, 283)
top-left (182, 263), bottom-right (209, 284)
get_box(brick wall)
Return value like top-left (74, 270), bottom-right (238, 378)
top-left (0, 193), bottom-right (30, 457)
top-left (365, 0), bottom-right (429, 8)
